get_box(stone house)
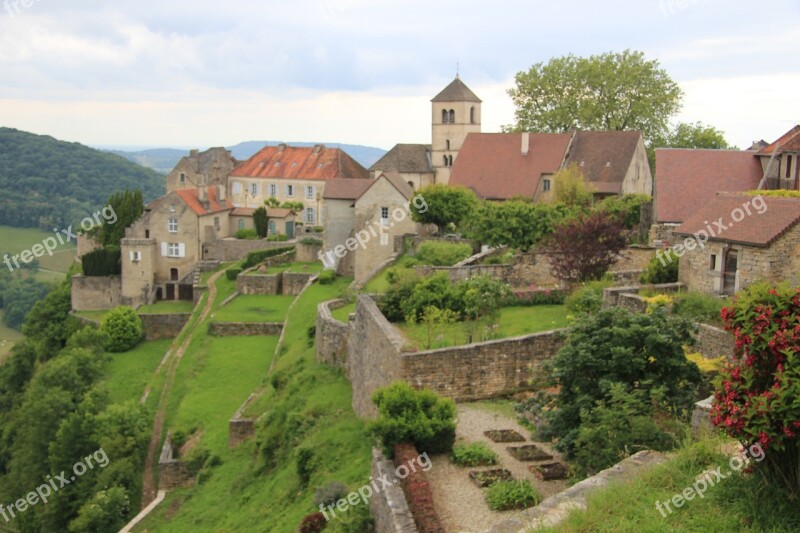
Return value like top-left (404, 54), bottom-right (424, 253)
top-left (369, 144), bottom-right (434, 191)
top-left (674, 193), bottom-right (800, 295)
top-left (755, 125), bottom-right (800, 190)
top-left (165, 147), bottom-right (237, 193)
top-left (120, 185), bottom-right (232, 305)
top-left (227, 143), bottom-right (369, 228)
top-left (448, 130), bottom-right (652, 201)
top-left (321, 178), bottom-right (374, 276)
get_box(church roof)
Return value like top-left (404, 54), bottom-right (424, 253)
top-left (369, 144), bottom-right (433, 173)
top-left (431, 77), bottom-right (482, 103)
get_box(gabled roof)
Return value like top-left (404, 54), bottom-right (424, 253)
top-left (674, 193), bottom-right (800, 247)
top-left (757, 125), bottom-right (800, 156)
top-left (322, 178), bottom-right (374, 200)
top-left (369, 144), bottom-right (433, 174)
top-left (449, 133), bottom-right (572, 200)
top-left (431, 77), bottom-right (482, 103)
top-left (379, 171), bottom-right (414, 200)
top-left (655, 149), bottom-right (763, 224)
top-left (182, 147), bottom-right (235, 174)
top-left (175, 187), bottom-right (233, 216)
top-left (566, 131), bottom-right (643, 193)
top-left (230, 144), bottom-right (369, 181)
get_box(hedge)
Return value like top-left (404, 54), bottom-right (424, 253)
top-left (394, 443), bottom-right (445, 533)
top-left (242, 247), bottom-right (294, 269)
top-left (82, 247), bottom-right (121, 276)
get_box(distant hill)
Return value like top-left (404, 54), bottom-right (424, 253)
top-left (0, 128), bottom-right (165, 230)
top-left (109, 141), bottom-right (387, 173)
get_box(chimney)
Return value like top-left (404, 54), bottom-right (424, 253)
top-left (217, 184), bottom-right (226, 202)
top-left (199, 185), bottom-right (208, 204)
top-left (314, 144), bottom-right (324, 154)
top-left (190, 149), bottom-right (199, 157)
top-left (278, 143), bottom-right (287, 152)
top-left (521, 133), bottom-right (530, 156)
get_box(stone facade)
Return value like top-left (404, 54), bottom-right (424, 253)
top-left (315, 299), bottom-right (351, 372)
top-left (76, 233), bottom-right (101, 260)
top-left (649, 223), bottom-right (679, 246)
top-left (71, 275), bottom-right (122, 311)
top-left (283, 272), bottom-right (314, 295)
top-left (237, 273), bottom-right (280, 295)
top-left (207, 322), bottom-right (283, 336)
top-left (158, 435), bottom-right (195, 490)
top-left (139, 313), bottom-right (191, 340)
top-left (371, 448), bottom-right (417, 533)
top-left (679, 223), bottom-right (800, 295)
top-left (431, 81), bottom-right (481, 185)
top-left (323, 198), bottom-right (358, 275)
top-left (165, 147), bottom-right (236, 193)
top-left (694, 324), bottom-right (735, 359)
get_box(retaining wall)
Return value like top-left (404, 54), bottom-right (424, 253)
top-left (207, 322), bottom-right (283, 336)
top-left (316, 299), bottom-right (351, 372)
top-left (371, 448), bottom-right (417, 533)
top-left (158, 435), bottom-right (194, 490)
top-left (71, 275), bottom-right (122, 311)
top-left (139, 313), bottom-right (191, 340)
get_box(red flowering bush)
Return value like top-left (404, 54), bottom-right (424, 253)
top-left (711, 282), bottom-right (800, 497)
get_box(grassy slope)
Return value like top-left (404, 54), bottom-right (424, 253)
top-left (213, 294), bottom-right (295, 323)
top-left (104, 339), bottom-right (172, 405)
top-left (136, 277), bottom-right (371, 532)
top-left (137, 300), bottom-right (196, 314)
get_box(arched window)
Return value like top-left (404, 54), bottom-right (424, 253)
top-left (470, 106), bottom-right (475, 124)
top-left (448, 109), bottom-right (455, 123)
top-left (446, 139), bottom-right (451, 150)
top-left (443, 155), bottom-right (449, 166)
top-left (449, 155), bottom-right (454, 166)
top-left (441, 109), bottom-right (448, 123)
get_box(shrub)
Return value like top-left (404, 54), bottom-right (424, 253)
top-left (318, 270), bottom-right (336, 285)
top-left (547, 211), bottom-right (627, 283)
top-left (672, 291), bottom-right (728, 326)
top-left (415, 240), bottom-right (473, 266)
top-left (235, 228), bottom-right (259, 240)
top-left (686, 353), bottom-right (726, 375)
top-left (300, 237), bottom-right (323, 246)
top-left (451, 442), bottom-right (498, 467)
top-left (313, 225), bottom-right (324, 233)
top-left (640, 249), bottom-right (679, 284)
top-left (644, 294), bottom-right (673, 314)
top-left (81, 247), bottom-right (121, 276)
top-left (299, 512), bottom-right (327, 533)
top-left (226, 267), bottom-right (242, 281)
top-left (485, 480), bottom-right (540, 511)
top-left (394, 443), bottom-right (445, 531)
top-left (242, 247), bottom-right (294, 269)
top-left (565, 279), bottom-right (614, 315)
top-left (296, 447), bottom-right (315, 487)
top-left (369, 382), bottom-right (456, 455)
top-left (267, 234), bottom-right (289, 242)
top-left (253, 206), bottom-right (269, 238)
top-left (401, 272), bottom-right (462, 323)
top-left (314, 481), bottom-right (349, 508)
top-left (597, 193), bottom-right (652, 229)
top-left (100, 306), bottom-right (143, 352)
top-left (711, 283), bottom-right (800, 497)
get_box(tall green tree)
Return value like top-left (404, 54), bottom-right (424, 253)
top-left (95, 190), bottom-right (144, 247)
top-left (506, 50), bottom-right (683, 146)
top-left (468, 201), bottom-right (581, 252)
top-left (410, 184), bottom-right (478, 233)
top-left (658, 121), bottom-right (735, 150)
top-left (253, 206), bottom-right (269, 238)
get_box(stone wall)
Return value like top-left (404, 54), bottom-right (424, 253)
top-left (371, 448), bottom-right (417, 533)
top-left (76, 233), bottom-right (100, 260)
top-left (71, 275), bottom-right (122, 311)
top-left (613, 246), bottom-right (656, 271)
top-left (237, 273), bottom-right (280, 295)
top-left (158, 435), bottom-right (194, 490)
top-left (403, 330), bottom-right (564, 401)
top-left (414, 264), bottom-right (513, 284)
top-left (694, 324), bottom-right (734, 359)
top-left (608, 269), bottom-right (644, 285)
top-left (205, 239), bottom-right (296, 262)
top-left (650, 223), bottom-right (679, 245)
top-left (509, 252), bottom-right (560, 287)
top-left (602, 282), bottom-right (684, 308)
top-left (229, 393), bottom-right (257, 448)
top-left (316, 299), bottom-right (351, 372)
top-left (207, 322), bottom-right (283, 336)
top-left (617, 293), bottom-right (649, 314)
top-left (296, 242), bottom-right (322, 262)
top-left (283, 273), bottom-right (314, 295)
top-left (139, 313), bottom-right (191, 340)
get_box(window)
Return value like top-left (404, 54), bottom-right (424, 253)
top-left (214, 216), bottom-right (220, 230)
top-left (380, 207), bottom-right (389, 225)
top-left (168, 218), bottom-right (178, 233)
top-left (168, 243), bottom-right (180, 257)
top-left (238, 219), bottom-right (245, 230)
top-left (470, 106), bottom-right (475, 124)
top-left (232, 182), bottom-right (242, 195)
top-left (448, 109), bottom-right (455, 123)
top-left (441, 109), bottom-right (448, 123)
top-left (179, 173), bottom-right (186, 183)
top-left (543, 179), bottom-right (551, 192)
top-left (129, 251), bottom-right (141, 262)
top-left (269, 184), bottom-right (278, 196)
top-left (443, 155), bottom-right (453, 167)
top-left (446, 139), bottom-right (451, 150)
top-left (305, 185), bottom-right (316, 199)
top-left (787, 155), bottom-right (793, 179)
top-left (268, 220), bottom-right (276, 235)
top-left (145, 230), bottom-right (150, 239)
top-left (286, 184), bottom-right (295, 197)
top-left (710, 254), bottom-right (717, 270)
top-left (306, 208), bottom-right (316, 224)
top-left (443, 155), bottom-right (449, 166)
top-left (250, 183), bottom-right (259, 196)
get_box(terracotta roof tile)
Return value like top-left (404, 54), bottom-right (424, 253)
top-left (230, 144), bottom-right (369, 181)
top-left (757, 125), bottom-right (800, 155)
top-left (654, 149), bottom-right (763, 223)
top-left (566, 131), bottom-right (643, 192)
top-left (449, 133), bottom-right (572, 199)
top-left (431, 77), bottom-right (482, 103)
top-left (323, 178), bottom-right (374, 200)
top-left (674, 193), bottom-right (800, 246)
top-left (176, 187), bottom-right (233, 216)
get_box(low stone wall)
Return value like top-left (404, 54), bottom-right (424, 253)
top-left (691, 396), bottom-right (714, 438)
top-left (414, 264), bottom-right (513, 284)
top-left (158, 434), bottom-right (194, 490)
top-left (283, 273), bottom-right (314, 295)
top-left (403, 330), bottom-right (564, 402)
top-left (71, 275), bottom-right (122, 311)
top-left (229, 393), bottom-right (257, 448)
top-left (694, 324), bottom-right (734, 359)
top-left (602, 282), bottom-right (684, 308)
top-left (316, 299), bottom-right (351, 372)
top-left (649, 223), bottom-right (680, 246)
top-left (608, 269), bottom-right (644, 285)
top-left (208, 322), bottom-right (283, 336)
top-left (296, 242), bottom-right (322, 262)
top-left (614, 246), bottom-right (656, 271)
top-left (139, 313), bottom-right (191, 340)
top-left (617, 293), bottom-right (649, 314)
top-left (238, 273), bottom-right (280, 295)
top-left (205, 239), bottom-right (296, 262)
top-left (371, 448), bottom-right (417, 533)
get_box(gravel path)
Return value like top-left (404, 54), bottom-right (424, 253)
top-left (427, 403), bottom-right (568, 533)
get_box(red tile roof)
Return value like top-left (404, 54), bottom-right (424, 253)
top-left (322, 178), bottom-right (374, 200)
top-left (176, 187), bottom-right (233, 216)
top-left (674, 193), bottom-right (800, 247)
top-left (757, 125), bottom-right (800, 155)
top-left (230, 144), bottom-right (369, 181)
top-left (566, 131), bottom-right (644, 193)
top-left (655, 149), bottom-right (763, 223)
top-left (449, 133), bottom-right (572, 199)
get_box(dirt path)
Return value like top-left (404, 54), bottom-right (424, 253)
top-left (140, 270), bottom-right (224, 507)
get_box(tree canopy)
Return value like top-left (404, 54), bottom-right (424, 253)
top-left (410, 184), bottom-right (478, 232)
top-left (658, 121), bottom-right (736, 150)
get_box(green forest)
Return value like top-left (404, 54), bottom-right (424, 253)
top-left (0, 128), bottom-right (164, 230)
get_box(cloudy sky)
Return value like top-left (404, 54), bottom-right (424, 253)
top-left (0, 0), bottom-right (798, 151)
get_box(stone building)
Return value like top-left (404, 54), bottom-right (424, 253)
top-left (228, 143), bottom-right (369, 228)
top-left (368, 144), bottom-right (434, 191)
top-left (755, 125), bottom-right (800, 190)
top-left (674, 193), bottom-right (800, 295)
top-left (165, 147), bottom-right (237, 193)
top-left (321, 178), bottom-right (374, 276)
top-left (230, 207), bottom-right (298, 237)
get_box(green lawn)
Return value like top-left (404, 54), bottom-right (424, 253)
top-left (398, 305), bottom-right (570, 350)
top-left (104, 339), bottom-right (172, 405)
top-left (212, 294), bottom-right (295, 323)
top-left (0, 225), bottom-right (76, 273)
top-left (330, 302), bottom-right (355, 323)
top-left (138, 300), bottom-right (195, 314)
top-left (0, 310), bottom-right (23, 363)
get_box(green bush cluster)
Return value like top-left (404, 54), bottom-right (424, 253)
top-left (267, 234), bottom-right (290, 242)
top-left (100, 306), bottom-right (143, 352)
top-left (368, 382), bottom-right (456, 456)
top-left (300, 237), bottom-right (323, 246)
top-left (318, 269), bottom-right (336, 285)
top-left (226, 267), bottom-right (242, 281)
top-left (564, 279), bottom-right (614, 315)
top-left (671, 292), bottom-right (728, 326)
top-left (640, 249), bottom-right (679, 284)
top-left (414, 240), bottom-right (474, 266)
top-left (235, 228), bottom-right (259, 240)
top-left (242, 247), bottom-right (294, 269)
top-left (597, 193), bottom-right (652, 229)
top-left (485, 480), bottom-right (540, 511)
top-left (451, 442), bottom-right (499, 467)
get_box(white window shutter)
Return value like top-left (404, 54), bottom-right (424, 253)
top-left (161, 243), bottom-right (168, 256)
top-left (129, 251), bottom-right (135, 261)
top-left (178, 243), bottom-right (186, 258)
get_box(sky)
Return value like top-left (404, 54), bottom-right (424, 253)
top-left (0, 0), bottom-right (798, 151)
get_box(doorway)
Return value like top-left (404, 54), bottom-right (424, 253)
top-left (722, 250), bottom-right (738, 296)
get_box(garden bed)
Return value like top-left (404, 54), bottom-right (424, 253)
top-left (530, 462), bottom-right (569, 480)
top-left (484, 429), bottom-right (525, 443)
top-left (507, 445), bottom-right (554, 462)
top-left (469, 469), bottom-right (514, 488)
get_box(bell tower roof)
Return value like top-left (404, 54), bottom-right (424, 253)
top-left (431, 77), bottom-right (482, 103)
